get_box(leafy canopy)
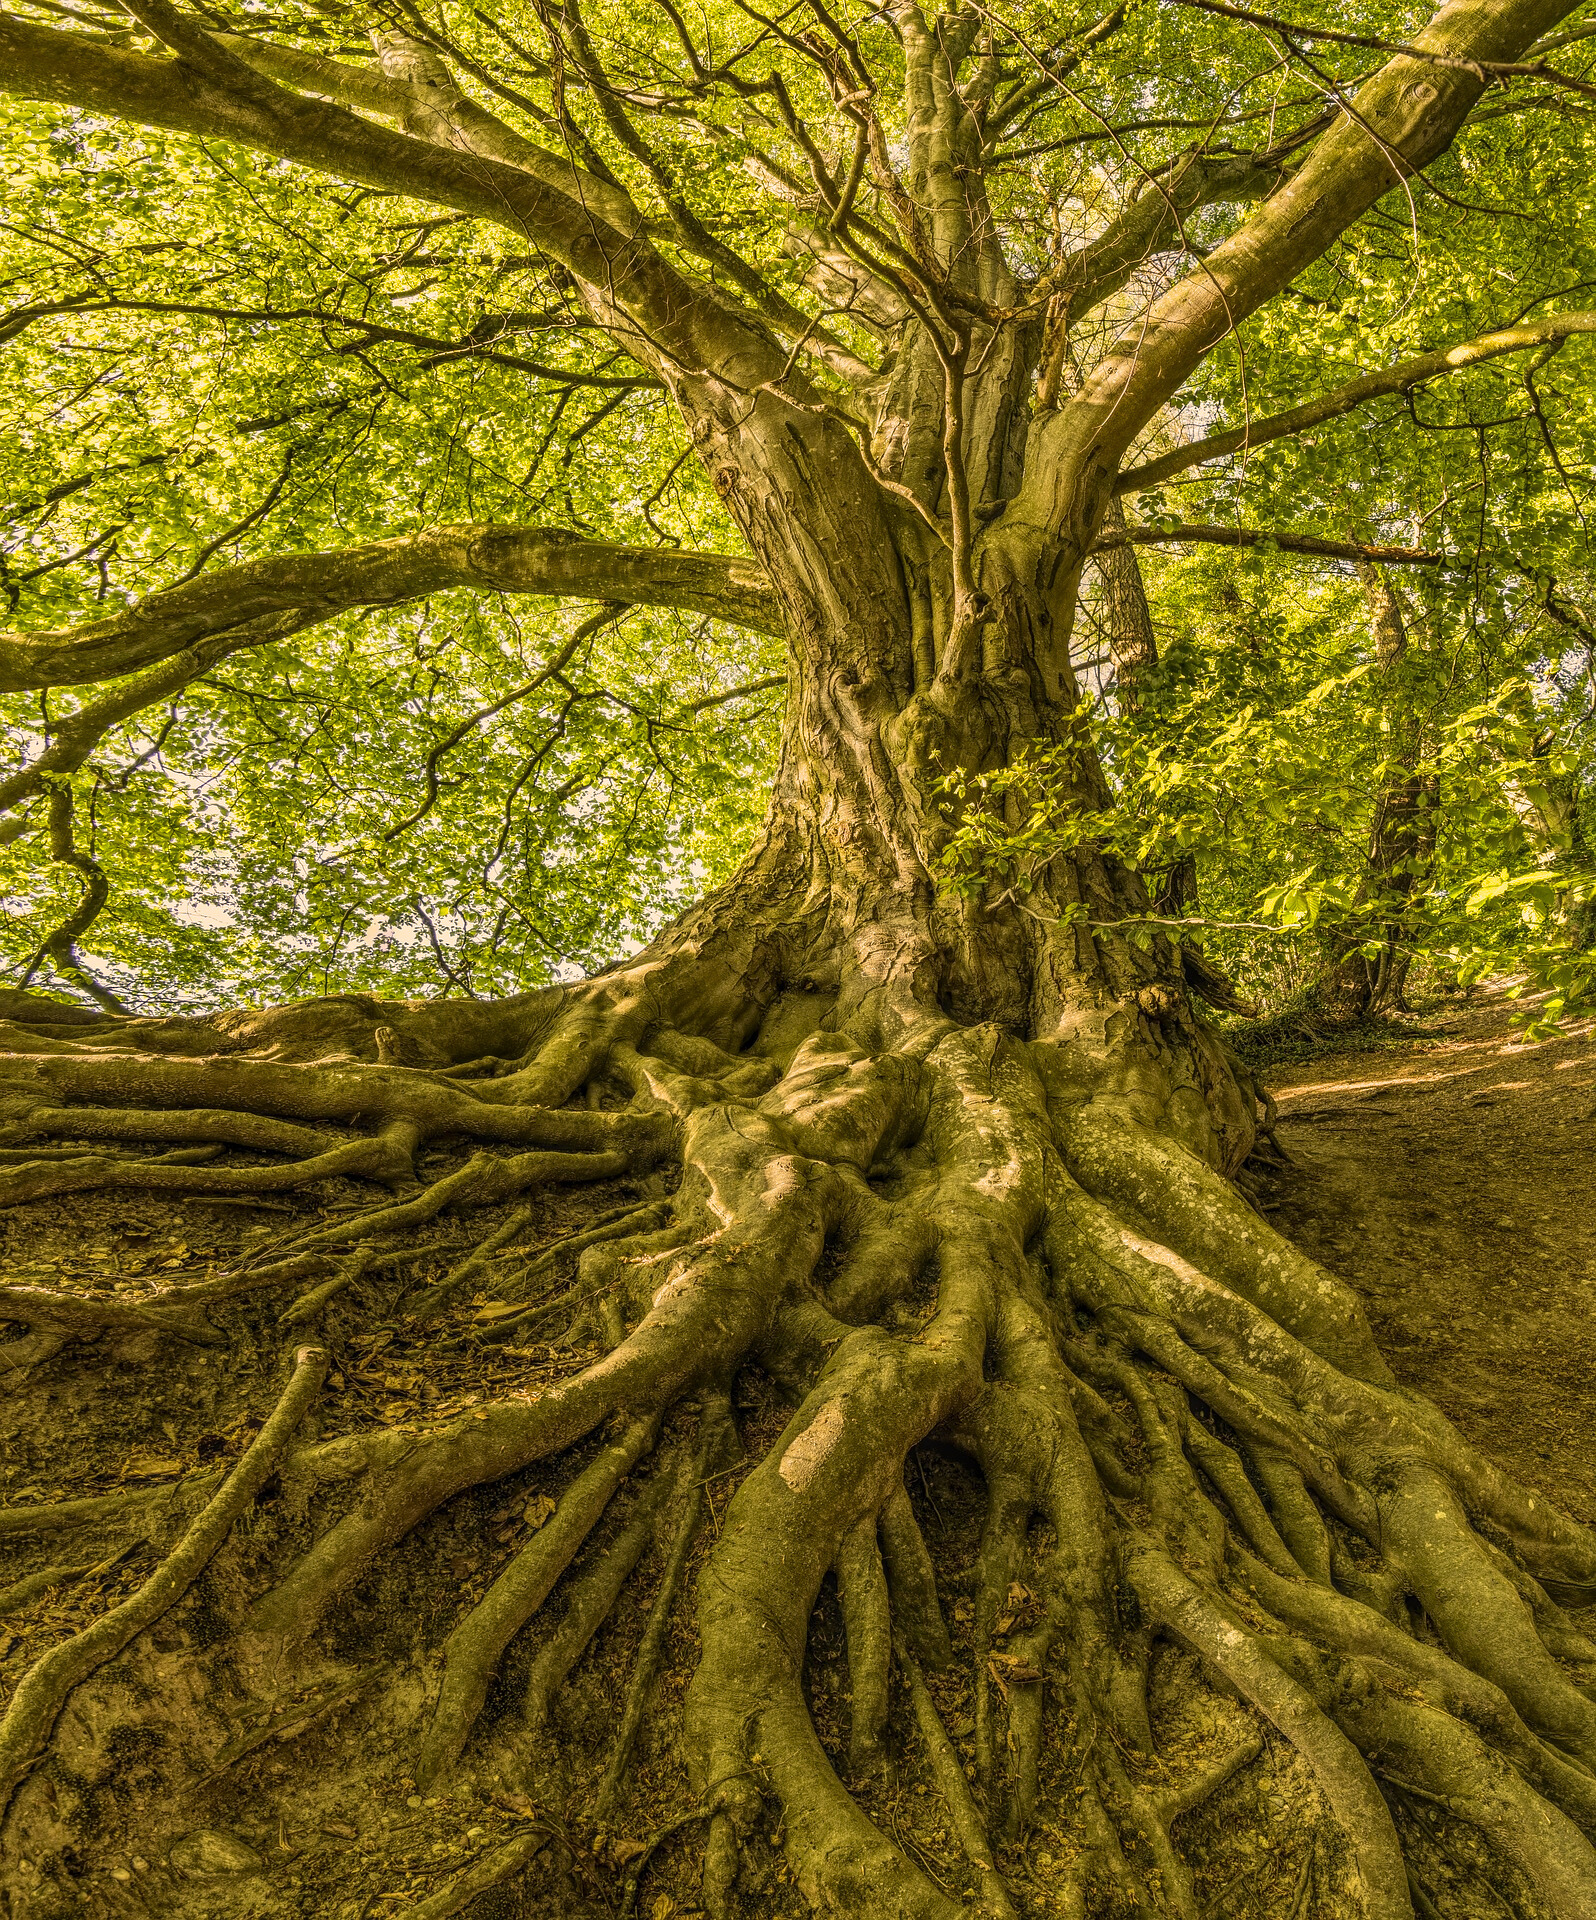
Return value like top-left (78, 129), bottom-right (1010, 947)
top-left (1, 0), bottom-right (1592, 1016)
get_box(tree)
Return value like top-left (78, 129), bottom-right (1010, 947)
top-left (3, 2), bottom-right (1596, 1915)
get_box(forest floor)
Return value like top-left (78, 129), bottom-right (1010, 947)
top-left (1251, 984), bottom-right (1596, 1530)
top-left (0, 984), bottom-right (1592, 1920)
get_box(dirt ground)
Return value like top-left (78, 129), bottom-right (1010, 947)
top-left (1254, 986), bottom-right (1596, 1526)
top-left (1, 984), bottom-right (1592, 1919)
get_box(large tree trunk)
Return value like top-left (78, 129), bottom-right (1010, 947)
top-left (1323, 569), bottom-right (1440, 1020)
top-left (4, 472), bottom-right (1596, 1920)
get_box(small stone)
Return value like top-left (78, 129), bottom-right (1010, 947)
top-left (131, 1858), bottom-right (148, 1872)
top-left (110, 1869), bottom-right (132, 1883)
top-left (407, 1796), bottom-right (424, 1810)
top-left (168, 1830), bottom-right (264, 1877)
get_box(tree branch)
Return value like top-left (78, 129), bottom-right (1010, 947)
top-left (15, 784), bottom-right (129, 1015)
top-left (0, 525), bottom-right (782, 693)
top-left (1118, 309), bottom-right (1596, 491)
top-left (1090, 524), bottom-right (1448, 565)
top-left (0, 622), bottom-right (311, 819)
top-left (0, 10), bottom-right (786, 392)
top-left (0, 295), bottom-right (658, 386)
top-left (1011, 0), bottom-right (1587, 551)
top-left (381, 603), bottom-right (625, 842)
top-left (1171, 0), bottom-right (1596, 102)
top-left (1037, 142), bottom-right (1312, 337)
top-left (208, 22), bottom-right (653, 242)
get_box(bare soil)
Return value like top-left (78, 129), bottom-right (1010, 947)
top-left (1255, 987), bottom-right (1596, 1527)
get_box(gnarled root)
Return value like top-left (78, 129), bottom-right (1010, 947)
top-left (4, 955), bottom-right (1595, 1920)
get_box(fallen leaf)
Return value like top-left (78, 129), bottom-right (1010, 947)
top-left (471, 1301), bottom-right (523, 1323)
top-left (490, 1791), bottom-right (537, 1820)
top-left (988, 1654), bottom-right (1044, 1688)
top-left (612, 1837), bottom-right (647, 1866)
top-left (524, 1494), bottom-right (556, 1528)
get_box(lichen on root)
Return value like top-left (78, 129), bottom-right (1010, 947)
top-left (1, 913), bottom-right (1594, 1920)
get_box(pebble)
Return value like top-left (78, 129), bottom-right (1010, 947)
top-left (168, 1830), bottom-right (264, 1876)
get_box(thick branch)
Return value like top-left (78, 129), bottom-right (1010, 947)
top-left (1118, 309), bottom-right (1596, 492)
top-left (214, 30), bottom-right (650, 242)
top-left (16, 784), bottom-right (128, 1014)
top-left (1016, 0), bottom-right (1586, 547)
top-left (0, 12), bottom-right (784, 391)
top-left (0, 525), bottom-right (781, 693)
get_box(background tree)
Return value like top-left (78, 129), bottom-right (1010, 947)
top-left (2, 2), bottom-right (1596, 1917)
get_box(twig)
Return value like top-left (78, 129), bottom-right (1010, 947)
top-left (393, 1827), bottom-right (550, 1918)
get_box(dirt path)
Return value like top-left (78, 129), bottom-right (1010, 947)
top-left (1256, 989), bottom-right (1596, 1525)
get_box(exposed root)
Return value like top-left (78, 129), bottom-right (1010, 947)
top-left (836, 1513), bottom-right (892, 1779)
top-left (393, 1826), bottom-right (551, 1918)
top-left (880, 1482), bottom-right (955, 1672)
top-left (594, 1408), bottom-right (720, 1818)
top-left (522, 1456), bottom-right (678, 1745)
top-left (416, 1415), bottom-right (657, 1787)
top-left (899, 1636), bottom-right (1016, 1919)
top-left (404, 1201), bottom-right (538, 1319)
top-left (0, 1343), bottom-right (327, 1815)
top-left (1128, 1544), bottom-right (1412, 1919)
top-left (5, 961), bottom-right (1596, 1919)
top-left (0, 1559), bottom-right (103, 1619)
top-left (0, 1279), bottom-right (226, 1348)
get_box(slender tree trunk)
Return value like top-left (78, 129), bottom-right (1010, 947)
top-left (1325, 568), bottom-right (1439, 1018)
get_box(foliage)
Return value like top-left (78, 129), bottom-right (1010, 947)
top-left (2, 0), bottom-right (1594, 1020)
top-left (940, 554), bottom-right (1596, 1028)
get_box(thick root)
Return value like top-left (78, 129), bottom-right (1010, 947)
top-left (4, 963), bottom-right (1595, 1920)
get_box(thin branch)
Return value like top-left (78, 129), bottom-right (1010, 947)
top-left (1092, 525), bottom-right (1448, 565)
top-left (1117, 310), bottom-right (1596, 492)
top-left (682, 672), bottom-right (787, 715)
top-left (382, 603), bottom-right (626, 841)
top-left (1170, 0), bottom-right (1596, 103)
